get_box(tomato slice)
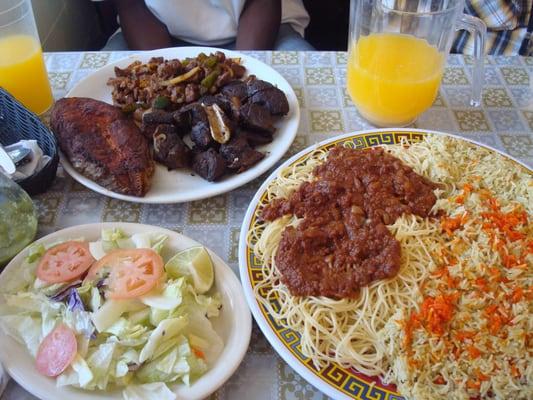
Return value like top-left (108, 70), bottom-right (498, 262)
top-left (37, 241), bottom-right (95, 283)
top-left (35, 324), bottom-right (77, 377)
top-left (86, 249), bottom-right (164, 299)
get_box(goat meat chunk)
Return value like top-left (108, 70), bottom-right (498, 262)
top-left (220, 136), bottom-right (265, 173)
top-left (140, 122), bottom-right (158, 140)
top-left (199, 95), bottom-right (232, 116)
top-left (220, 80), bottom-right (248, 101)
top-left (142, 109), bottom-right (175, 125)
top-left (239, 102), bottom-right (275, 133)
top-left (246, 78), bottom-right (274, 93)
top-left (171, 109), bottom-right (192, 135)
top-left (192, 148), bottom-right (227, 181)
top-left (180, 103), bottom-right (216, 149)
top-left (249, 86), bottom-right (289, 116)
top-left (190, 121), bottom-right (213, 150)
top-left (153, 125), bottom-right (191, 169)
top-left (237, 129), bottom-right (274, 146)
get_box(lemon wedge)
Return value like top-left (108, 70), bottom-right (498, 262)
top-left (165, 246), bottom-right (214, 294)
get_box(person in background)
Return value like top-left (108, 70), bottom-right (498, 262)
top-left (452, 0), bottom-right (533, 55)
top-left (103, 0), bottom-right (314, 51)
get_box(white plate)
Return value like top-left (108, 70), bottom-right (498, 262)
top-left (65, 47), bottom-right (300, 204)
top-left (0, 222), bottom-right (252, 400)
top-left (238, 128), bottom-right (531, 400)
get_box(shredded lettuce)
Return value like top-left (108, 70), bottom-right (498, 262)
top-left (89, 287), bottom-right (102, 312)
top-left (131, 233), bottom-right (168, 254)
top-left (91, 299), bottom-right (145, 332)
top-left (183, 308), bottom-right (223, 365)
top-left (141, 278), bottom-right (185, 310)
top-left (0, 315), bottom-right (42, 356)
top-left (150, 234), bottom-right (168, 254)
top-left (86, 342), bottom-right (117, 390)
top-left (57, 354), bottom-right (93, 387)
top-left (101, 228), bottom-right (132, 252)
top-left (122, 383), bottom-right (175, 400)
top-left (88, 241), bottom-right (106, 260)
top-left (136, 335), bottom-right (191, 384)
top-left (101, 228), bottom-right (127, 243)
top-left (64, 309), bottom-right (94, 338)
top-left (139, 316), bottom-right (188, 363)
top-left (115, 349), bottom-right (139, 379)
top-left (25, 243), bottom-right (46, 264)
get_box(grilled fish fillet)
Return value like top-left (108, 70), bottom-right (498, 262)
top-left (51, 97), bottom-right (154, 197)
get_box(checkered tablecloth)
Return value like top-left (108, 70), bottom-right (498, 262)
top-left (2, 51), bottom-right (532, 400)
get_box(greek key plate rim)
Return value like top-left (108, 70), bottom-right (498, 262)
top-left (238, 128), bottom-right (531, 400)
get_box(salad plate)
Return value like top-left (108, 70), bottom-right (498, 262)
top-left (0, 222), bottom-right (251, 400)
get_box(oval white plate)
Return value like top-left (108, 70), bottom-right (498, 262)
top-left (65, 47), bottom-right (299, 204)
top-left (238, 128), bottom-right (531, 400)
top-left (0, 222), bottom-right (251, 400)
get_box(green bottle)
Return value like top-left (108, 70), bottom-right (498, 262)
top-left (0, 173), bottom-right (37, 266)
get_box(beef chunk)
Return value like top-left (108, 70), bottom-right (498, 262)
top-left (220, 136), bottom-right (265, 173)
top-left (239, 102), bottom-right (275, 133)
top-left (153, 125), bottom-right (191, 170)
top-left (142, 109), bottom-right (175, 125)
top-left (220, 80), bottom-right (248, 100)
top-left (192, 148), bottom-right (227, 181)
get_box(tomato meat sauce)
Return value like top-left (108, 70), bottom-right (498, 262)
top-left (262, 146), bottom-right (438, 298)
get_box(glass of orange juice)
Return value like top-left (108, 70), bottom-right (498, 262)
top-left (347, 0), bottom-right (486, 127)
top-left (0, 0), bottom-right (53, 115)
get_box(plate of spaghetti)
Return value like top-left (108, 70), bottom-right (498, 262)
top-left (238, 128), bottom-right (532, 400)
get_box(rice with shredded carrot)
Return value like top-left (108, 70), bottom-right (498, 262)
top-left (381, 136), bottom-right (532, 399)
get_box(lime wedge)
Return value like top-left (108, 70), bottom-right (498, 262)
top-left (165, 246), bottom-right (214, 294)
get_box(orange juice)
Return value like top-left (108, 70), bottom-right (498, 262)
top-left (347, 33), bottom-right (444, 126)
top-left (0, 34), bottom-right (53, 114)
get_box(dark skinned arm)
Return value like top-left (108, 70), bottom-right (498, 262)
top-left (113, 0), bottom-right (172, 50)
top-left (236, 0), bottom-right (281, 50)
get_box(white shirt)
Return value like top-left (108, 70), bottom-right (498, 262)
top-left (144, 0), bottom-right (310, 46)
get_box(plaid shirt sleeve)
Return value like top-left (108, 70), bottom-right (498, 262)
top-left (451, 0), bottom-right (533, 55)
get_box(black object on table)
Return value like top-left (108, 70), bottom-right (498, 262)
top-left (0, 88), bottom-right (58, 195)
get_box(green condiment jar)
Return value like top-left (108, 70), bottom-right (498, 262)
top-left (0, 172), bottom-right (37, 267)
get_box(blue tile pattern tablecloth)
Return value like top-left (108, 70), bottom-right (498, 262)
top-left (2, 51), bottom-right (532, 400)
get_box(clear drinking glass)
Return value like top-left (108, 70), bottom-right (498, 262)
top-left (347, 0), bottom-right (486, 127)
top-left (0, 0), bottom-right (53, 115)
top-left (0, 172), bottom-right (37, 267)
